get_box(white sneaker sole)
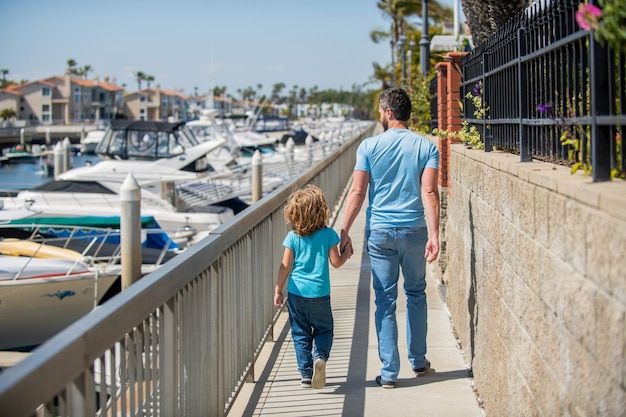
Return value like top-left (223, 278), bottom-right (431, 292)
top-left (312, 358), bottom-right (326, 389)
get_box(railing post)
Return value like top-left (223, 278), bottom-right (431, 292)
top-left (305, 134), bottom-right (314, 166)
top-left (286, 138), bottom-right (295, 178)
top-left (53, 142), bottom-right (64, 178)
top-left (251, 150), bottom-right (262, 203)
top-left (62, 137), bottom-right (72, 171)
top-left (121, 173), bottom-right (142, 289)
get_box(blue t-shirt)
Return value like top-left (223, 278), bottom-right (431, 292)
top-left (282, 227), bottom-right (340, 298)
top-left (354, 128), bottom-right (439, 230)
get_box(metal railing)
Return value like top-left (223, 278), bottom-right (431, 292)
top-left (461, 0), bottom-right (625, 181)
top-left (0, 122), bottom-right (376, 417)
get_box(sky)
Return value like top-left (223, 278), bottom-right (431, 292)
top-left (1, 0), bottom-right (410, 97)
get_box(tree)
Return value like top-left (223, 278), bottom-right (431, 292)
top-left (1, 108), bottom-right (17, 120)
top-left (134, 71), bottom-right (146, 90)
top-left (460, 0), bottom-right (526, 47)
top-left (66, 59), bottom-right (77, 75)
top-left (271, 82), bottom-right (286, 104)
top-left (0, 68), bottom-right (9, 89)
top-left (374, 0), bottom-right (450, 86)
top-left (370, 62), bottom-right (393, 90)
top-left (81, 65), bottom-right (92, 79)
top-left (146, 75), bottom-right (155, 89)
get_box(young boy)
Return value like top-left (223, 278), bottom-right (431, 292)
top-left (274, 184), bottom-right (353, 389)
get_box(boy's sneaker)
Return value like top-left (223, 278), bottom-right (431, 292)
top-left (312, 358), bottom-right (326, 389)
top-left (375, 375), bottom-right (396, 389)
top-left (301, 378), bottom-right (312, 388)
top-left (413, 359), bottom-right (431, 376)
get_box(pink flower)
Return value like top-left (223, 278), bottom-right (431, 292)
top-left (576, 3), bottom-right (602, 31)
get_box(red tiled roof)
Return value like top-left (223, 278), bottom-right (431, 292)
top-left (6, 79), bottom-right (56, 91)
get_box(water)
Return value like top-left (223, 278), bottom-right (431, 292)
top-left (0, 153), bottom-right (102, 191)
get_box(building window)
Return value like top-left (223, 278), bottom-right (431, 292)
top-left (74, 86), bottom-right (81, 104)
top-left (41, 104), bottom-right (51, 122)
top-left (42, 87), bottom-right (51, 96)
top-left (140, 96), bottom-right (146, 103)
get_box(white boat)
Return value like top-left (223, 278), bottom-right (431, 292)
top-left (0, 221), bottom-right (179, 351)
top-left (186, 109), bottom-right (278, 157)
top-left (2, 121), bottom-right (238, 246)
top-left (80, 129), bottom-right (106, 154)
top-left (0, 235), bottom-right (119, 350)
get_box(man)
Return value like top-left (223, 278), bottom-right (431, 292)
top-left (340, 87), bottom-right (440, 389)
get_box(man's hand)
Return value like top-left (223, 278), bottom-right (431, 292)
top-left (424, 236), bottom-right (439, 264)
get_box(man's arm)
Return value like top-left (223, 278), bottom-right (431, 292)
top-left (421, 167), bottom-right (440, 263)
top-left (340, 170), bottom-right (369, 252)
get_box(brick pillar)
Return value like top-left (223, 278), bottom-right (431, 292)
top-left (435, 62), bottom-right (449, 188)
top-left (445, 52), bottom-right (466, 136)
top-left (434, 52), bottom-right (467, 189)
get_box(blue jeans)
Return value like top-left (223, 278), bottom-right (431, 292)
top-left (286, 293), bottom-right (334, 379)
top-left (367, 227), bottom-right (428, 382)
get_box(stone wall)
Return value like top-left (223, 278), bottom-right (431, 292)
top-left (439, 144), bottom-right (626, 416)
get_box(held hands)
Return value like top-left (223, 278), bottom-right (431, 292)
top-left (342, 240), bottom-right (354, 259)
top-left (340, 231), bottom-right (352, 258)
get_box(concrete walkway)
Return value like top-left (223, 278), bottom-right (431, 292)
top-left (229, 190), bottom-right (485, 417)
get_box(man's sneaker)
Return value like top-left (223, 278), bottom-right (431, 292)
top-left (301, 378), bottom-right (312, 388)
top-left (375, 375), bottom-right (396, 389)
top-left (312, 358), bottom-right (326, 389)
top-left (413, 359), bottom-right (431, 376)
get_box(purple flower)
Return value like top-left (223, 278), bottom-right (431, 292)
top-left (473, 82), bottom-right (482, 97)
top-left (576, 3), bottom-right (602, 31)
top-left (537, 103), bottom-right (552, 113)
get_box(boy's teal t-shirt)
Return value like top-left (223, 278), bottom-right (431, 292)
top-left (282, 227), bottom-right (340, 298)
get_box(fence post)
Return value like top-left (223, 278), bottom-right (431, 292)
top-left (518, 27), bottom-right (531, 162)
top-left (589, 37), bottom-right (611, 181)
top-left (482, 52), bottom-right (492, 152)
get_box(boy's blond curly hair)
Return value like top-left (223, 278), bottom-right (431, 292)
top-left (284, 184), bottom-right (329, 237)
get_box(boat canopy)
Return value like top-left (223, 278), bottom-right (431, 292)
top-left (96, 120), bottom-right (200, 161)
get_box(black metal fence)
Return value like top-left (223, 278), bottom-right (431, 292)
top-left (461, 0), bottom-right (624, 181)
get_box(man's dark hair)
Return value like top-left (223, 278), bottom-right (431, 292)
top-left (379, 88), bottom-right (411, 121)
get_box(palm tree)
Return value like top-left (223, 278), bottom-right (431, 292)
top-left (134, 71), bottom-right (146, 90)
top-left (374, 0), bottom-right (450, 85)
top-left (0, 108), bottom-right (16, 120)
top-left (81, 65), bottom-right (92, 79)
top-left (0, 69), bottom-right (9, 89)
top-left (271, 82), bottom-right (286, 104)
top-left (145, 75), bottom-right (155, 89)
top-left (371, 62), bottom-right (393, 90)
top-left (66, 59), bottom-right (77, 76)
top-left (460, 0), bottom-right (526, 47)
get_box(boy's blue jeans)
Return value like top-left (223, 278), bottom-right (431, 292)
top-left (286, 293), bottom-right (333, 379)
top-left (366, 227), bottom-right (429, 382)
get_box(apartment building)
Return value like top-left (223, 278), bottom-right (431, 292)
top-left (124, 87), bottom-right (190, 121)
top-left (0, 72), bottom-right (124, 125)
